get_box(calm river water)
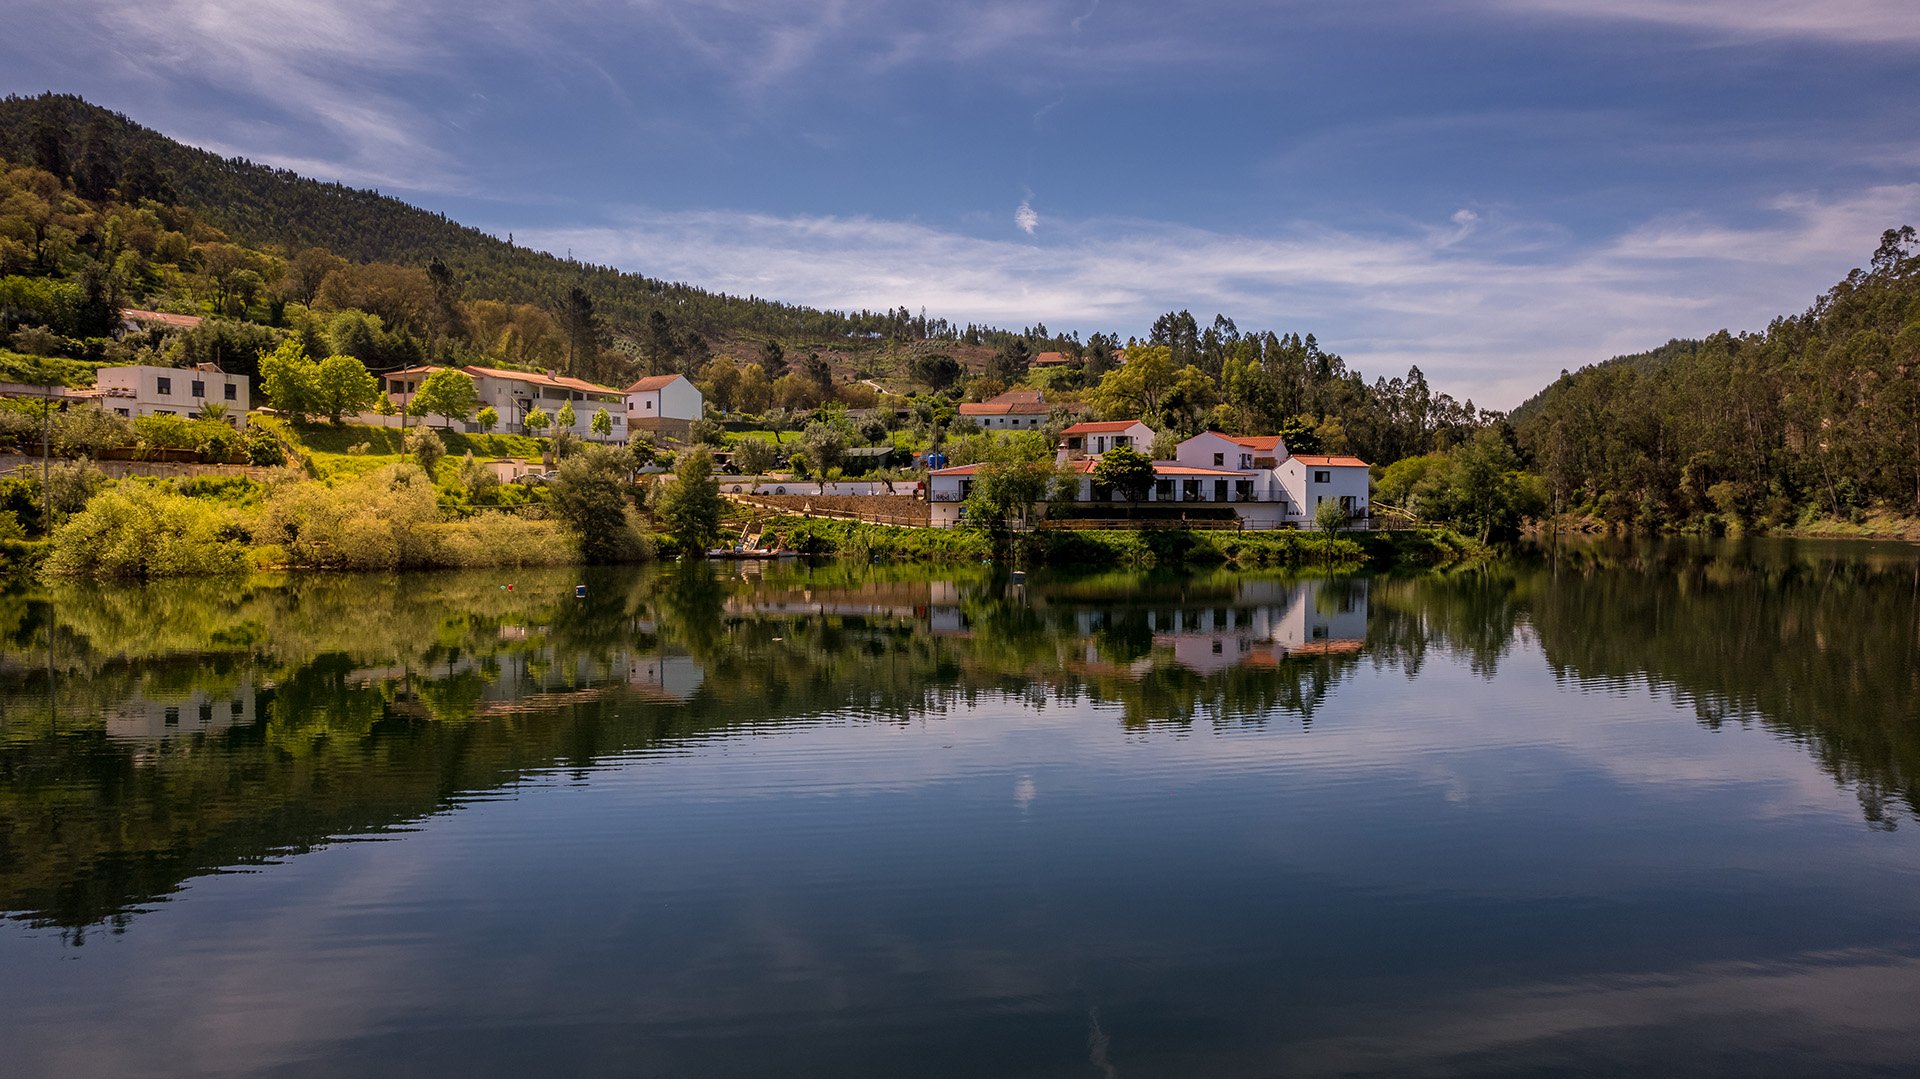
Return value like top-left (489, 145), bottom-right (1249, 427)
top-left (3, 540), bottom-right (1919, 1076)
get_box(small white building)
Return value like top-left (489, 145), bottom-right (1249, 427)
top-left (1279, 454), bottom-right (1372, 524)
top-left (958, 389), bottom-right (1051, 430)
top-left (1057, 420), bottom-right (1155, 464)
top-left (96, 364), bottom-right (249, 426)
top-left (625, 374), bottom-right (704, 440)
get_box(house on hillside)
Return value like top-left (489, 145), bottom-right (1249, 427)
top-left (1030, 351), bottom-right (1075, 369)
top-left (958, 389), bottom-right (1050, 430)
top-left (625, 374), bottom-right (703, 440)
top-left (96, 364), bottom-right (248, 426)
top-left (1279, 454), bottom-right (1371, 522)
top-left (925, 426), bottom-right (1371, 530)
top-left (1057, 420), bottom-right (1155, 464)
top-left (384, 365), bottom-right (627, 440)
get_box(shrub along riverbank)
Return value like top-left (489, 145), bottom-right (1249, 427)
top-left (759, 517), bottom-right (1491, 572)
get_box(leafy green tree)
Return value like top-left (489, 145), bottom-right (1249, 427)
top-left (1314, 496), bottom-right (1349, 533)
top-left (312, 354), bottom-right (380, 424)
top-left (1092, 446), bottom-right (1155, 503)
top-left (259, 338), bottom-right (317, 421)
top-left (476, 405), bottom-right (498, 434)
top-left (410, 369), bottom-right (478, 427)
top-left (591, 407), bottom-right (613, 438)
top-left (656, 445), bottom-right (725, 555)
top-left (552, 444), bottom-right (643, 563)
top-left (912, 353), bottom-right (962, 391)
top-left (732, 436), bottom-right (777, 474)
top-left (556, 400), bottom-right (577, 433)
top-left (801, 418), bottom-right (847, 479)
top-left (523, 405), bottom-right (550, 436)
top-left (405, 425), bottom-right (446, 476)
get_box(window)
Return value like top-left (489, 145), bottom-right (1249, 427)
top-left (1213, 452), bottom-right (1224, 466)
top-left (1211, 640), bottom-right (1223, 655)
top-left (199, 702), bottom-right (213, 723)
top-left (164, 706), bottom-right (180, 726)
top-left (191, 380), bottom-right (205, 397)
top-left (156, 377), bottom-right (172, 395)
top-left (115, 408), bottom-right (129, 417)
top-left (224, 384), bottom-right (237, 401)
top-left (1314, 470), bottom-right (1331, 483)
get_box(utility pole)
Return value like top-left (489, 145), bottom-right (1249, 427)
top-left (39, 381), bottom-right (52, 528)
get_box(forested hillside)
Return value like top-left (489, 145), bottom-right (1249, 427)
top-left (0, 93), bottom-right (953, 354)
top-left (1515, 227), bottom-right (1920, 527)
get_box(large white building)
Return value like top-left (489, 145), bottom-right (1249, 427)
top-left (925, 423), bottom-right (1371, 529)
top-left (96, 364), bottom-right (249, 426)
top-left (624, 374), bottom-right (704, 439)
top-left (385, 365), bottom-right (628, 440)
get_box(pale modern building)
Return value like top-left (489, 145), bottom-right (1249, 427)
top-left (95, 363), bottom-right (249, 426)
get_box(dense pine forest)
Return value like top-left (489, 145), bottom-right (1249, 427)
top-left (1514, 226), bottom-right (1920, 528)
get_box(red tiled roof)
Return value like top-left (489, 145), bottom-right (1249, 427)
top-left (1063, 420), bottom-right (1146, 435)
top-left (120, 308), bottom-right (202, 330)
top-left (959, 390), bottom-right (1050, 415)
top-left (462, 365), bottom-right (622, 396)
top-left (1290, 454), bottom-right (1370, 468)
top-left (386, 365), bottom-right (448, 379)
top-left (1193, 431), bottom-right (1286, 453)
top-left (929, 464), bottom-right (983, 476)
top-left (1030, 351), bottom-right (1073, 366)
top-left (625, 374), bottom-right (684, 392)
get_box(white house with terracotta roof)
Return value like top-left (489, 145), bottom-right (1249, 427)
top-left (957, 389), bottom-right (1051, 430)
top-left (1057, 420), bottom-right (1155, 463)
top-left (624, 373), bottom-right (703, 439)
top-left (384, 365), bottom-right (627, 440)
top-left (1279, 454), bottom-right (1371, 523)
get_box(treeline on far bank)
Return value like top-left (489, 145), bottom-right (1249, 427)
top-left (1510, 227), bottom-right (1920, 532)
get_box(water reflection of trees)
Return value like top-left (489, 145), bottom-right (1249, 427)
top-left (1524, 540), bottom-right (1920, 830)
top-left (2, 541), bottom-right (1917, 934)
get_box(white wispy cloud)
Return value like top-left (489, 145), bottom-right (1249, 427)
top-left (1489, 0), bottom-right (1920, 46)
top-left (1015, 200), bottom-right (1040, 235)
top-left (509, 184), bottom-right (1920, 408)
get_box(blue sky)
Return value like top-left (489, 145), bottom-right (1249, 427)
top-left (8, 0), bottom-right (1918, 406)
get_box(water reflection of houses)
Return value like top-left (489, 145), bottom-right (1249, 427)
top-left (1072, 579), bottom-right (1369, 675)
top-left (105, 675), bottom-right (258, 741)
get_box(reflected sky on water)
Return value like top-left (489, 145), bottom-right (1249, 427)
top-left (2, 540), bottom-right (1919, 1076)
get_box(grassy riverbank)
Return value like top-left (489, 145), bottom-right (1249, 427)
top-left (757, 517), bottom-right (1492, 571)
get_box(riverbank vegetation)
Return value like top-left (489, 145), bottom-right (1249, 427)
top-left (757, 514), bottom-right (1487, 572)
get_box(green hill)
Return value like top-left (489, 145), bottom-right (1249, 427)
top-left (0, 92), bottom-right (944, 352)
